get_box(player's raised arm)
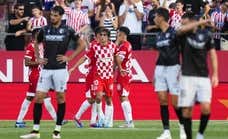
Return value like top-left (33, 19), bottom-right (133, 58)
top-left (177, 12), bottom-right (211, 35)
top-left (68, 56), bottom-right (87, 75)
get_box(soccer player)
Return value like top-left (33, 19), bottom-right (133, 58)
top-left (178, 12), bottom-right (218, 139)
top-left (15, 29), bottom-right (56, 128)
top-left (152, 7), bottom-right (186, 139)
top-left (20, 6), bottom-right (85, 139)
top-left (115, 26), bottom-right (134, 128)
top-left (68, 27), bottom-right (104, 128)
top-left (86, 27), bottom-right (119, 128)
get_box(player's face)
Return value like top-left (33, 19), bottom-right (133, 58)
top-left (74, 0), bottom-right (82, 8)
top-left (154, 13), bottom-right (161, 27)
top-left (32, 8), bottom-right (41, 18)
top-left (50, 11), bottom-right (62, 25)
top-left (98, 31), bottom-right (109, 46)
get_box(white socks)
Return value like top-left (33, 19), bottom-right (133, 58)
top-left (104, 105), bottom-right (113, 127)
top-left (90, 103), bottom-right (97, 124)
top-left (75, 100), bottom-right (91, 119)
top-left (121, 101), bottom-right (133, 122)
top-left (17, 98), bottom-right (31, 122)
top-left (43, 97), bottom-right (57, 121)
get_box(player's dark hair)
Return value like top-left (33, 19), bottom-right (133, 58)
top-left (118, 26), bottom-right (130, 36)
top-left (51, 6), bottom-right (65, 16)
top-left (14, 3), bottom-right (24, 9)
top-left (155, 7), bottom-right (169, 22)
top-left (31, 5), bottom-right (42, 11)
top-left (182, 11), bottom-right (197, 20)
top-left (176, 0), bottom-right (184, 4)
top-left (95, 26), bottom-right (110, 37)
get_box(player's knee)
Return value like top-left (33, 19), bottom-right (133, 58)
top-left (34, 93), bottom-right (45, 103)
top-left (120, 96), bottom-right (128, 102)
top-left (106, 97), bottom-right (113, 106)
top-left (56, 93), bottom-right (65, 104)
top-left (182, 107), bottom-right (192, 118)
top-left (159, 98), bottom-right (168, 105)
top-left (201, 103), bottom-right (211, 114)
top-left (87, 98), bottom-right (95, 104)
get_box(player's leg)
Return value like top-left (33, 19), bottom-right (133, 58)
top-left (104, 95), bottom-right (113, 128)
top-left (74, 86), bottom-right (94, 127)
top-left (117, 78), bottom-right (134, 128)
top-left (179, 76), bottom-right (197, 139)
top-left (182, 107), bottom-right (193, 139)
top-left (154, 66), bottom-right (171, 139)
top-left (167, 65), bottom-right (186, 139)
top-left (15, 95), bottom-right (34, 128)
top-left (196, 77), bottom-right (212, 139)
top-left (43, 96), bottom-right (57, 121)
top-left (51, 69), bottom-right (68, 138)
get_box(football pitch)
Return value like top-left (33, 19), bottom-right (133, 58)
top-left (0, 120), bottom-right (227, 139)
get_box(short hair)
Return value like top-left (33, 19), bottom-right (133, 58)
top-left (51, 6), bottom-right (64, 16)
top-left (176, 0), bottom-right (184, 4)
top-left (155, 7), bottom-right (169, 22)
top-left (118, 26), bottom-right (130, 36)
top-left (14, 3), bottom-right (24, 9)
top-left (94, 26), bottom-right (110, 37)
top-left (31, 5), bottom-right (42, 11)
top-left (182, 11), bottom-right (197, 20)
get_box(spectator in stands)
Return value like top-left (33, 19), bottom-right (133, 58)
top-left (169, 0), bottom-right (184, 29)
top-left (43, 0), bottom-right (56, 11)
top-left (119, 0), bottom-right (144, 50)
top-left (60, 0), bottom-right (90, 49)
top-left (182, 0), bottom-right (204, 15)
top-left (95, 0), bottom-right (116, 22)
top-left (55, 0), bottom-right (69, 24)
top-left (144, 0), bottom-right (160, 48)
top-left (159, 0), bottom-right (176, 9)
top-left (111, 0), bottom-right (122, 14)
top-left (27, 6), bottom-right (47, 32)
top-left (142, 0), bottom-right (153, 32)
top-left (201, 1), bottom-right (213, 20)
top-left (4, 3), bottom-right (29, 50)
top-left (99, 3), bottom-right (118, 41)
top-left (16, 0), bottom-right (43, 17)
top-left (221, 0), bottom-right (228, 50)
top-left (211, 1), bottom-right (228, 50)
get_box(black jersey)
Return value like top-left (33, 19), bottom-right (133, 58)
top-left (154, 27), bottom-right (180, 66)
top-left (180, 28), bottom-right (215, 77)
top-left (37, 24), bottom-right (79, 69)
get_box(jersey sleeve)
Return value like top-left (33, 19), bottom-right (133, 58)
top-left (117, 44), bottom-right (128, 61)
top-left (85, 44), bottom-right (95, 60)
top-left (24, 44), bottom-right (34, 59)
top-left (206, 31), bottom-right (215, 50)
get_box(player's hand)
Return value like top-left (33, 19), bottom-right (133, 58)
top-left (56, 55), bottom-right (70, 64)
top-left (37, 58), bottom-right (48, 65)
top-left (211, 74), bottom-right (219, 88)
top-left (120, 68), bottom-right (127, 77)
top-left (68, 68), bottom-right (75, 75)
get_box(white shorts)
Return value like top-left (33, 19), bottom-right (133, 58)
top-left (154, 65), bottom-right (181, 95)
top-left (36, 69), bottom-right (69, 93)
top-left (178, 76), bottom-right (212, 107)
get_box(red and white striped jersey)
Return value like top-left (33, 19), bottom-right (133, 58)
top-left (29, 16), bottom-right (47, 30)
top-left (86, 41), bottom-right (118, 79)
top-left (117, 41), bottom-right (132, 78)
top-left (24, 42), bottom-right (44, 74)
top-left (64, 7), bottom-right (90, 33)
top-left (211, 11), bottom-right (227, 39)
top-left (169, 11), bottom-right (184, 30)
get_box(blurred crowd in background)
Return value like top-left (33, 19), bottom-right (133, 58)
top-left (0, 0), bottom-right (228, 51)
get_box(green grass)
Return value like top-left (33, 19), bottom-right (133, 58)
top-left (0, 120), bottom-right (228, 139)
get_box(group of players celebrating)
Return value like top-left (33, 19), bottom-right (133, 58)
top-left (16, 5), bottom-right (218, 139)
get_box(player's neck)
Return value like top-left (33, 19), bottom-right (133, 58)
top-left (52, 21), bottom-right (62, 28)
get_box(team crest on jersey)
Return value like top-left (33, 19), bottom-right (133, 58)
top-left (198, 34), bottom-right (204, 41)
top-left (59, 28), bottom-right (64, 34)
top-left (165, 33), bottom-right (170, 38)
top-left (47, 29), bottom-right (50, 34)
